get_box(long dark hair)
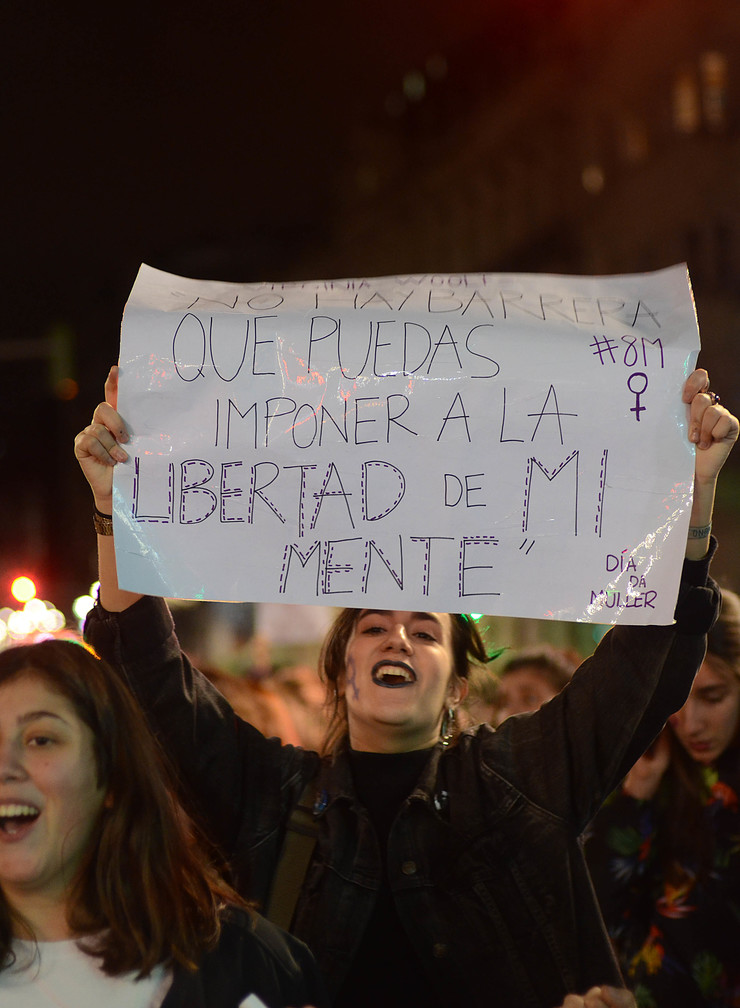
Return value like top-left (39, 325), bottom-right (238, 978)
top-left (318, 609), bottom-right (497, 755)
top-left (0, 639), bottom-right (244, 977)
top-left (657, 587), bottom-right (740, 883)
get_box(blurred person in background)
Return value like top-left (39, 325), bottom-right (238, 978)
top-left (586, 587), bottom-right (740, 1007)
top-left (463, 644), bottom-right (581, 727)
top-left (493, 645), bottom-right (580, 725)
top-left (170, 600), bottom-right (330, 749)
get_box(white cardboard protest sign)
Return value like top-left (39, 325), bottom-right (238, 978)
top-left (112, 263), bottom-right (700, 624)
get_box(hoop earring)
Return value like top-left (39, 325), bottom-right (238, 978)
top-left (440, 706), bottom-right (457, 746)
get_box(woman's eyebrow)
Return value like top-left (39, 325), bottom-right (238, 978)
top-left (17, 709), bottom-right (69, 727)
top-left (356, 610), bottom-right (442, 626)
top-left (411, 612), bottom-right (443, 627)
top-left (357, 609), bottom-right (386, 620)
top-left (695, 686), bottom-right (727, 698)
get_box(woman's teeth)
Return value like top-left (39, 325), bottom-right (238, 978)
top-left (373, 664), bottom-right (415, 686)
top-left (0, 804), bottom-right (40, 834)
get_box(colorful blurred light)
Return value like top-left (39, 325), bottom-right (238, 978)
top-left (0, 584), bottom-right (69, 650)
top-left (72, 582), bottom-right (99, 630)
top-left (10, 576), bottom-right (36, 603)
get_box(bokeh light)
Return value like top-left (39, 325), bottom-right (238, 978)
top-left (0, 581), bottom-right (68, 650)
top-left (11, 576), bottom-right (36, 603)
top-left (72, 586), bottom-right (98, 627)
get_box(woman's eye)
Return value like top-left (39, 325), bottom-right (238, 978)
top-left (28, 735), bottom-right (55, 748)
top-left (707, 692), bottom-right (727, 705)
top-left (362, 625), bottom-right (385, 635)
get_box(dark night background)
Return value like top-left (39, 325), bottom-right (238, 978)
top-left (4, 0), bottom-right (740, 626)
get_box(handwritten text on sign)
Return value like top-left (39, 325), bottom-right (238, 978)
top-left (112, 264), bottom-right (700, 623)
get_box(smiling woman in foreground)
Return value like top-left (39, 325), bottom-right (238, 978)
top-left (0, 639), bottom-right (326, 1008)
top-left (75, 365), bottom-right (738, 1007)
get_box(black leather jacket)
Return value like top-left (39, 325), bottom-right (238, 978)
top-left (86, 547), bottom-right (718, 1007)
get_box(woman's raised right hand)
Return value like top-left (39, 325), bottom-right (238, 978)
top-left (73, 365), bottom-right (129, 513)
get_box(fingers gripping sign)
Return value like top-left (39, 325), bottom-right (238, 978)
top-left (680, 367), bottom-right (739, 561)
top-left (683, 367), bottom-right (738, 466)
top-left (73, 365), bottom-right (144, 610)
top-left (73, 366), bottom-right (130, 513)
top-left (104, 363), bottom-right (120, 413)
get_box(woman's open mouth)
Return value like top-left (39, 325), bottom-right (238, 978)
top-left (371, 661), bottom-right (416, 688)
top-left (0, 803), bottom-right (41, 838)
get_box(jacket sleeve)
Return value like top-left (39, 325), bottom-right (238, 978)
top-left (486, 542), bottom-right (719, 831)
top-left (84, 595), bottom-right (321, 863)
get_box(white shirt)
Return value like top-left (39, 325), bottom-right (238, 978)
top-left (0, 939), bottom-right (172, 1007)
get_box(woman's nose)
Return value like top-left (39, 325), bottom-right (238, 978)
top-left (386, 624), bottom-right (412, 651)
top-left (679, 701), bottom-right (703, 735)
top-left (0, 740), bottom-right (27, 783)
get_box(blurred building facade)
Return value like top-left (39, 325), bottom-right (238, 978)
top-left (328, 0), bottom-right (740, 288)
top-left (306, 0), bottom-right (740, 596)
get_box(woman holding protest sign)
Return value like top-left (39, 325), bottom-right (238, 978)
top-left (73, 363), bottom-right (737, 1008)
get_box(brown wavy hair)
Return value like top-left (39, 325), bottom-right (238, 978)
top-left (0, 639), bottom-right (244, 977)
top-left (318, 609), bottom-right (498, 755)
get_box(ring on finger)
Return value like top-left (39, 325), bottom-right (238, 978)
top-left (708, 391), bottom-right (721, 405)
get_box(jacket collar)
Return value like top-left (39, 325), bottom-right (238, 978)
top-left (315, 741), bottom-right (446, 816)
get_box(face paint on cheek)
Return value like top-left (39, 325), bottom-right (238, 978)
top-left (346, 657), bottom-right (360, 701)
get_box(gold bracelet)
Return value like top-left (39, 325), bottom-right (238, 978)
top-left (93, 508), bottom-right (114, 536)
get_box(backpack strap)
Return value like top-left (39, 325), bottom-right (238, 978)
top-left (264, 780), bottom-right (319, 931)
